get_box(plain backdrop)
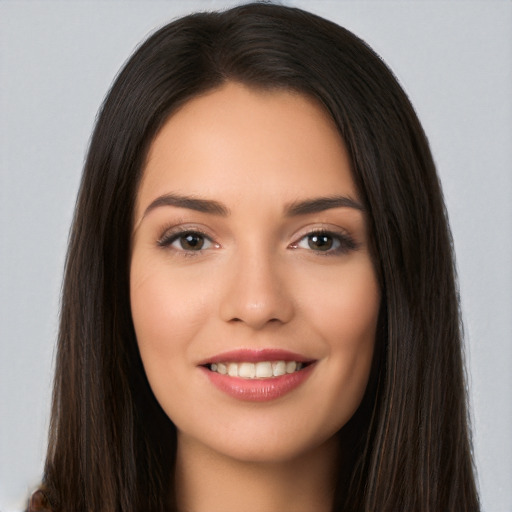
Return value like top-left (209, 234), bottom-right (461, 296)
top-left (1, 1), bottom-right (511, 511)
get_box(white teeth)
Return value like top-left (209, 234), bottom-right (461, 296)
top-left (286, 361), bottom-right (297, 373)
top-left (209, 360), bottom-right (305, 379)
top-left (238, 362), bottom-right (256, 378)
top-left (272, 361), bottom-right (286, 376)
top-left (255, 361), bottom-right (273, 378)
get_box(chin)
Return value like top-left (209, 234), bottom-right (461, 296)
top-left (175, 410), bottom-right (348, 466)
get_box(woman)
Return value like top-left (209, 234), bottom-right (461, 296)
top-left (29, 3), bottom-right (479, 511)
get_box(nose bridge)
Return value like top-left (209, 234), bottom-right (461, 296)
top-left (219, 240), bottom-right (293, 329)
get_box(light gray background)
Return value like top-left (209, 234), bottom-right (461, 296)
top-left (1, 1), bottom-right (511, 511)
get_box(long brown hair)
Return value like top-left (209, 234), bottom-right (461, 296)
top-left (37, 3), bottom-right (479, 511)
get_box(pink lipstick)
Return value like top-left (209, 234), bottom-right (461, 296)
top-left (199, 349), bottom-right (316, 402)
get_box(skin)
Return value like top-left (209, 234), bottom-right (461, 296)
top-left (130, 82), bottom-right (380, 512)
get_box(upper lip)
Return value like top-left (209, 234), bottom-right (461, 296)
top-left (198, 348), bottom-right (315, 365)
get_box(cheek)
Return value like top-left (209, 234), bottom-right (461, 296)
top-left (129, 256), bottom-right (209, 382)
top-left (305, 259), bottom-right (380, 345)
top-left (301, 260), bottom-right (380, 420)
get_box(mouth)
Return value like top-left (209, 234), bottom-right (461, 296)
top-left (199, 349), bottom-right (316, 401)
top-left (204, 360), bottom-right (313, 379)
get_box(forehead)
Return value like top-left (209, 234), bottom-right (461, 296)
top-left (136, 82), bottom-right (357, 216)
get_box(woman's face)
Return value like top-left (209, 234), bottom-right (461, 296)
top-left (130, 82), bottom-right (380, 463)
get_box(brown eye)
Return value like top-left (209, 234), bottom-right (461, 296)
top-left (178, 233), bottom-right (206, 250)
top-left (292, 230), bottom-right (357, 255)
top-left (158, 230), bottom-right (215, 251)
top-left (307, 233), bottom-right (334, 251)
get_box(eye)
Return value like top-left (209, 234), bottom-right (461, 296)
top-left (158, 230), bottom-right (216, 252)
top-left (297, 232), bottom-right (340, 252)
top-left (292, 230), bottom-right (357, 254)
top-left (301, 233), bottom-right (338, 251)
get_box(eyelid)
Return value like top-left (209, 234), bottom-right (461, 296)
top-left (155, 222), bottom-right (359, 255)
top-left (289, 226), bottom-right (359, 254)
top-left (157, 224), bottom-right (219, 251)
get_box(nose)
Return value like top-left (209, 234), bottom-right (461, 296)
top-left (219, 249), bottom-right (294, 330)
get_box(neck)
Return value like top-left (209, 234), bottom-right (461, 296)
top-left (174, 433), bottom-right (340, 512)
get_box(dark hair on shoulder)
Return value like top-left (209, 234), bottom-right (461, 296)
top-left (37, 3), bottom-right (479, 511)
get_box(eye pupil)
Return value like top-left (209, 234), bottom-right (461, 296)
top-left (181, 233), bottom-right (204, 250)
top-left (308, 234), bottom-right (333, 251)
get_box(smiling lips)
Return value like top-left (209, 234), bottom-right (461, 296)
top-left (210, 360), bottom-right (304, 378)
top-left (200, 349), bottom-right (316, 401)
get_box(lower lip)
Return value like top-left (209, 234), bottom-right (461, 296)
top-left (201, 364), bottom-right (315, 402)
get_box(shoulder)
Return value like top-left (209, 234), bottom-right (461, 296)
top-left (27, 489), bottom-right (53, 512)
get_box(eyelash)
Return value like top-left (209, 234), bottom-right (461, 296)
top-left (157, 228), bottom-right (216, 255)
top-left (157, 227), bottom-right (358, 256)
top-left (290, 229), bottom-right (359, 256)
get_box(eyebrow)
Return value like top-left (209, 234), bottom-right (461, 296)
top-left (143, 193), bottom-right (230, 218)
top-left (284, 195), bottom-right (365, 215)
top-left (142, 192), bottom-right (364, 220)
